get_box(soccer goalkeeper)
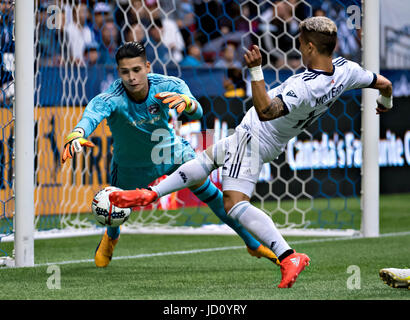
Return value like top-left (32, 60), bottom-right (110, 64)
top-left (61, 41), bottom-right (279, 268)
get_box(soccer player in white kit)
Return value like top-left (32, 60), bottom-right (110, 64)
top-left (110, 17), bottom-right (393, 288)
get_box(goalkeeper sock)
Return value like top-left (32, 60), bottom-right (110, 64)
top-left (191, 178), bottom-right (261, 250)
top-left (228, 201), bottom-right (292, 258)
top-left (107, 226), bottom-right (120, 240)
top-left (151, 152), bottom-right (215, 197)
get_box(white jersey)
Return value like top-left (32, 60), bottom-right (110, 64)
top-left (238, 57), bottom-right (377, 162)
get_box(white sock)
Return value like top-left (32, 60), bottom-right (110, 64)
top-left (151, 152), bottom-right (216, 197)
top-left (228, 201), bottom-right (291, 257)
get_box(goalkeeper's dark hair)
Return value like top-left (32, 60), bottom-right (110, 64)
top-left (115, 41), bottom-right (146, 64)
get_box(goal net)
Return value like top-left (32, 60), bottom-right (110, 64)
top-left (1, 0), bottom-right (367, 265)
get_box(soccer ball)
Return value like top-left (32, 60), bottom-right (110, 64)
top-left (91, 186), bottom-right (132, 227)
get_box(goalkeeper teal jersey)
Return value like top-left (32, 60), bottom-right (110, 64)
top-left (75, 73), bottom-right (202, 167)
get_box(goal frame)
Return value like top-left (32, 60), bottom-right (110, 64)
top-left (361, 0), bottom-right (380, 238)
top-left (13, 0), bottom-right (35, 267)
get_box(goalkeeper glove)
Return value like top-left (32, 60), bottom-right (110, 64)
top-left (154, 92), bottom-right (196, 114)
top-left (62, 130), bottom-right (95, 164)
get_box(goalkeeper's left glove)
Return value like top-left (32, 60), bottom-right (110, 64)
top-left (62, 129), bottom-right (95, 164)
top-left (154, 92), bottom-right (196, 114)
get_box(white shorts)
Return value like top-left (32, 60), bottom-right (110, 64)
top-left (212, 130), bottom-right (264, 198)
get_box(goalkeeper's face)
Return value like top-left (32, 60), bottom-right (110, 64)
top-left (117, 57), bottom-right (151, 98)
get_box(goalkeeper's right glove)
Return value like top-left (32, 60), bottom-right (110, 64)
top-left (62, 129), bottom-right (95, 164)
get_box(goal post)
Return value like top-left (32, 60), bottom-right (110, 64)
top-left (14, 0), bottom-right (35, 267)
top-left (361, 0), bottom-right (380, 238)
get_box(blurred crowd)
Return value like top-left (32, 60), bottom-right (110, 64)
top-left (1, 0), bottom-right (361, 99)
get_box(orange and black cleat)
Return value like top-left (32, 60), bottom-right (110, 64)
top-left (278, 252), bottom-right (310, 288)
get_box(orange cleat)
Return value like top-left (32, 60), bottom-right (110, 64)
top-left (109, 188), bottom-right (158, 208)
top-left (278, 252), bottom-right (310, 288)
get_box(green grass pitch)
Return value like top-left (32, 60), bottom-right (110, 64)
top-left (0, 193), bottom-right (409, 301)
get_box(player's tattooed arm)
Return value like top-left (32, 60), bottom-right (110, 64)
top-left (250, 83), bottom-right (288, 121)
top-left (244, 45), bottom-right (287, 121)
top-left (258, 97), bottom-right (287, 121)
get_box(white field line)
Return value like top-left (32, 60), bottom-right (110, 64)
top-left (6, 231), bottom-right (410, 269)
